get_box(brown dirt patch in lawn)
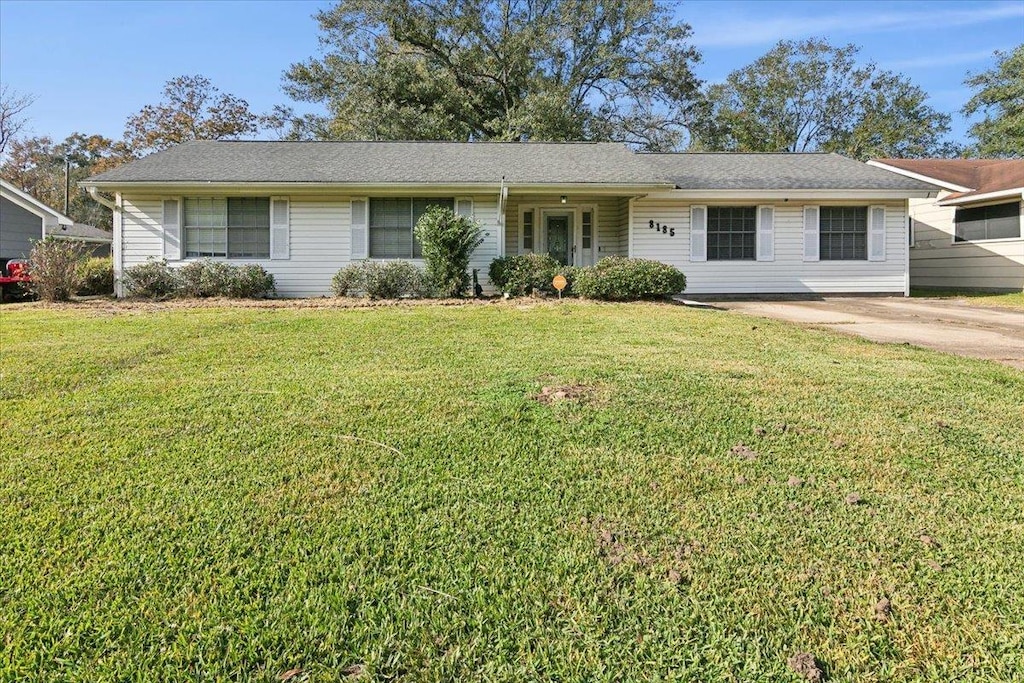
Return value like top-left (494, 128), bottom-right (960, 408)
top-left (534, 383), bottom-right (596, 404)
top-left (788, 652), bottom-right (825, 682)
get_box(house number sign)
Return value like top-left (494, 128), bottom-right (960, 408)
top-left (649, 220), bottom-right (676, 237)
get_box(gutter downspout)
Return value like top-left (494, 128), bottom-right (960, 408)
top-left (87, 186), bottom-right (122, 296)
top-left (87, 186), bottom-right (116, 210)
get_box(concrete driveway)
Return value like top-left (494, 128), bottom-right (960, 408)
top-left (703, 297), bottom-right (1024, 369)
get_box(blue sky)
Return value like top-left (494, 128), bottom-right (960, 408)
top-left (1, 0), bottom-right (1021, 147)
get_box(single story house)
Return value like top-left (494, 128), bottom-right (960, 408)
top-left (80, 141), bottom-right (938, 298)
top-left (867, 159), bottom-right (1023, 292)
top-left (1, 179), bottom-right (113, 267)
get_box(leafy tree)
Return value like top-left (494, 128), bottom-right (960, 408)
top-left (1, 133), bottom-right (133, 229)
top-left (689, 39), bottom-right (955, 159)
top-left (962, 45), bottom-right (1023, 158)
top-left (282, 0), bottom-right (702, 150)
top-left (124, 75), bottom-right (260, 154)
top-left (0, 84), bottom-right (35, 156)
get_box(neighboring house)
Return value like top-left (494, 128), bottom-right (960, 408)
top-left (867, 159), bottom-right (1024, 292)
top-left (80, 141), bottom-right (937, 298)
top-left (0, 179), bottom-right (113, 265)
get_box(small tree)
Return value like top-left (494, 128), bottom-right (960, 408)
top-left (27, 237), bottom-right (89, 302)
top-left (414, 206), bottom-right (483, 298)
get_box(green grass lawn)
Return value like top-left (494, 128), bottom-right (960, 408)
top-left (911, 289), bottom-right (1024, 310)
top-left (1, 301), bottom-right (1022, 681)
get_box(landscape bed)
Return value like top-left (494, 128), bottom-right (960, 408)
top-left (1, 301), bottom-right (1021, 681)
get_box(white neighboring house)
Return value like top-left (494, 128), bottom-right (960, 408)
top-left (868, 159), bottom-right (1024, 292)
top-left (78, 141), bottom-right (939, 298)
top-left (0, 179), bottom-right (113, 266)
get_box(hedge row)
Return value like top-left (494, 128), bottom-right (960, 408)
top-left (122, 259), bottom-right (275, 299)
top-left (489, 255), bottom-right (685, 300)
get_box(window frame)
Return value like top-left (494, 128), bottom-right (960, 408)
top-left (182, 196), bottom-right (272, 260)
top-left (819, 205), bottom-right (868, 261)
top-left (520, 207), bottom-right (535, 253)
top-left (952, 201), bottom-right (1022, 244)
top-left (367, 197), bottom-right (455, 259)
top-left (706, 205), bottom-right (757, 261)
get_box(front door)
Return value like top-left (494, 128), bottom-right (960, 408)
top-left (546, 215), bottom-right (571, 265)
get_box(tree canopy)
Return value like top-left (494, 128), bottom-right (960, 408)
top-left (124, 75), bottom-right (261, 154)
top-left (0, 85), bottom-right (36, 157)
top-left (1, 133), bottom-right (133, 229)
top-left (962, 45), bottom-right (1023, 158)
top-left (689, 39), bottom-right (956, 160)
top-left (282, 0), bottom-right (703, 150)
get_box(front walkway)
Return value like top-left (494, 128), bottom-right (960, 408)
top-left (703, 297), bottom-right (1024, 369)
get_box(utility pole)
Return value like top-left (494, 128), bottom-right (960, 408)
top-left (64, 158), bottom-right (70, 215)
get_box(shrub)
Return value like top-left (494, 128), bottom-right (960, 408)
top-left (121, 259), bottom-right (180, 299)
top-left (127, 259), bottom-right (275, 299)
top-left (488, 253), bottom-right (563, 296)
top-left (331, 260), bottom-right (428, 299)
top-left (27, 238), bottom-right (89, 302)
top-left (178, 260), bottom-right (236, 298)
top-left (227, 264), bottom-right (275, 298)
top-left (76, 257), bottom-right (115, 296)
top-left (572, 257), bottom-right (686, 301)
top-left (414, 206), bottom-right (483, 298)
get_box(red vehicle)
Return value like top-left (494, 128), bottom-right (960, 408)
top-left (0, 259), bottom-right (32, 301)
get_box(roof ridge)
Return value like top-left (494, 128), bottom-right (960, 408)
top-left (189, 139), bottom-right (620, 146)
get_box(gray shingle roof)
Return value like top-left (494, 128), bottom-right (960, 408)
top-left (85, 140), bottom-right (660, 186)
top-left (642, 152), bottom-right (937, 190)
top-left (49, 223), bottom-right (113, 241)
top-left (83, 141), bottom-right (937, 191)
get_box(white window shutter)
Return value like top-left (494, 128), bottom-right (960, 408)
top-left (756, 205), bottom-right (775, 262)
top-left (350, 198), bottom-right (368, 260)
top-left (803, 206), bottom-right (820, 262)
top-left (690, 205), bottom-right (707, 262)
top-left (270, 197), bottom-right (290, 260)
top-left (869, 205), bottom-right (886, 261)
top-left (455, 198), bottom-right (474, 218)
top-left (162, 199), bottom-right (181, 260)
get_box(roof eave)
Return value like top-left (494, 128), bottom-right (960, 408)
top-left (647, 188), bottom-right (937, 200)
top-left (866, 160), bottom-right (973, 193)
top-left (78, 180), bottom-right (673, 194)
top-left (1, 179), bottom-right (75, 225)
top-left (938, 188), bottom-right (1024, 206)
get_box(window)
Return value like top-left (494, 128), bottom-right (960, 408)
top-left (820, 206), bottom-right (867, 260)
top-left (582, 210), bottom-right (593, 249)
top-left (954, 202), bottom-right (1021, 242)
top-left (707, 206), bottom-right (756, 260)
top-left (369, 198), bottom-right (453, 258)
top-left (522, 209), bottom-right (534, 250)
top-left (183, 197), bottom-right (270, 258)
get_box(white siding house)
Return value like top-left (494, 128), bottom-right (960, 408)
top-left (82, 141), bottom-right (938, 298)
top-left (869, 159), bottom-right (1024, 292)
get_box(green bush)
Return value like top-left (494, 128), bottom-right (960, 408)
top-left (122, 259), bottom-right (276, 299)
top-left (27, 238), bottom-right (89, 302)
top-left (572, 257), bottom-right (686, 301)
top-left (122, 259), bottom-right (180, 298)
top-left (76, 257), bottom-right (114, 296)
top-left (331, 261), bottom-right (428, 299)
top-left (157, 260), bottom-right (275, 299)
top-left (227, 264), bottom-right (276, 298)
top-left (488, 253), bottom-right (564, 296)
top-left (178, 260), bottom-right (236, 297)
top-left (414, 206), bottom-right (483, 298)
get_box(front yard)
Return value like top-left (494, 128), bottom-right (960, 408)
top-left (1, 301), bottom-right (1021, 681)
